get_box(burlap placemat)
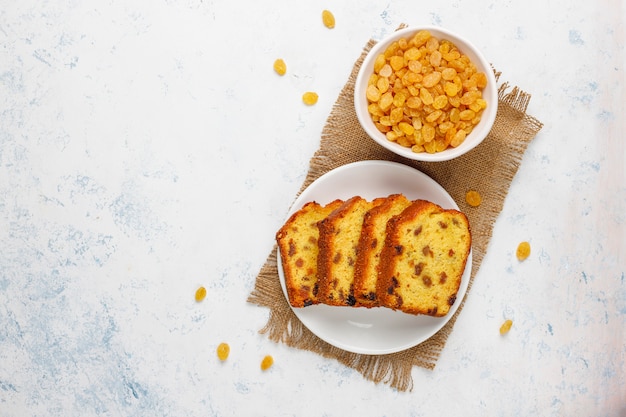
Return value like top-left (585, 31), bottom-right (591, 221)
top-left (248, 36), bottom-right (543, 392)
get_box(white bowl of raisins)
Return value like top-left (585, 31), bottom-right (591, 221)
top-left (354, 26), bottom-right (498, 162)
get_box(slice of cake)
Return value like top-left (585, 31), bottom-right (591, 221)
top-left (376, 199), bottom-right (471, 317)
top-left (276, 199), bottom-right (344, 307)
top-left (316, 196), bottom-right (384, 306)
top-left (353, 194), bottom-right (412, 307)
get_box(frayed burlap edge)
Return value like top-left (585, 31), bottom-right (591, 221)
top-left (247, 35), bottom-right (543, 392)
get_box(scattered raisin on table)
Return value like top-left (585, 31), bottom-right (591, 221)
top-left (322, 10), bottom-right (335, 28)
top-left (273, 58), bottom-right (286, 76)
top-left (516, 241), bottom-right (531, 261)
top-left (260, 355), bottom-right (274, 371)
top-left (195, 286), bottom-right (207, 302)
top-left (500, 319), bottom-right (513, 335)
top-left (302, 92), bottom-right (319, 105)
top-left (217, 343), bottom-right (230, 361)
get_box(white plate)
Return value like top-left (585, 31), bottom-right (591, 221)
top-left (277, 160), bottom-right (472, 355)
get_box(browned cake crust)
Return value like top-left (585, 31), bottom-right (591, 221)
top-left (376, 199), bottom-right (471, 317)
top-left (276, 199), bottom-right (344, 307)
top-left (316, 196), bottom-right (383, 306)
top-left (353, 194), bottom-right (412, 307)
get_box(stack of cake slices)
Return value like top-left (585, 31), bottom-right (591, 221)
top-left (276, 194), bottom-right (471, 317)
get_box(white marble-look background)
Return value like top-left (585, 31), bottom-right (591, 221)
top-left (1, 1), bottom-right (624, 416)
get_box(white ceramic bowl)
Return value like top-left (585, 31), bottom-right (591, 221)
top-left (354, 26), bottom-right (498, 162)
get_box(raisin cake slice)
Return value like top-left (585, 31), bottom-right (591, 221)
top-left (316, 196), bottom-right (384, 306)
top-left (376, 199), bottom-right (471, 317)
top-left (276, 199), bottom-right (344, 307)
top-left (353, 194), bottom-right (412, 307)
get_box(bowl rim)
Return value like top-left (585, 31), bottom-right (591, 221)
top-left (354, 25), bottom-right (498, 162)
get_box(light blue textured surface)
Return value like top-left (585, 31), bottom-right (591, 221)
top-left (1, 1), bottom-right (625, 416)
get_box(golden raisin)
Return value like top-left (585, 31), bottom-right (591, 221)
top-left (404, 47), bottom-right (421, 61)
top-left (398, 121), bottom-right (414, 136)
top-left (459, 109), bottom-right (476, 121)
top-left (411, 30), bottom-right (431, 47)
top-left (432, 95), bottom-right (448, 110)
top-left (376, 77), bottom-right (390, 93)
top-left (424, 139), bottom-right (438, 153)
top-left (389, 107), bottom-right (403, 124)
top-left (465, 190), bottom-right (482, 207)
top-left (217, 343), bottom-right (230, 361)
top-left (422, 71), bottom-right (442, 88)
top-left (425, 110), bottom-right (443, 124)
top-left (422, 124), bottom-right (436, 142)
top-left (450, 129), bottom-right (467, 147)
top-left (195, 286), bottom-right (207, 302)
top-left (516, 241), bottom-right (531, 261)
top-left (379, 64), bottom-right (392, 78)
top-left (302, 91), bottom-right (319, 105)
top-left (389, 55), bottom-right (405, 71)
top-left (444, 82), bottom-right (458, 97)
top-left (321, 9), bottom-right (335, 28)
top-left (260, 355), bottom-right (274, 371)
top-left (379, 92), bottom-right (393, 110)
top-left (374, 54), bottom-right (386, 73)
top-left (473, 72), bottom-right (488, 88)
top-left (500, 319), bottom-right (513, 335)
top-left (406, 96), bottom-right (422, 109)
top-left (366, 85), bottom-right (381, 102)
top-left (273, 58), bottom-right (286, 76)
top-left (441, 67), bottom-right (457, 80)
top-left (419, 87), bottom-right (434, 105)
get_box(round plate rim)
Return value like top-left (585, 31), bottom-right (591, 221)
top-left (276, 160), bottom-right (472, 355)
